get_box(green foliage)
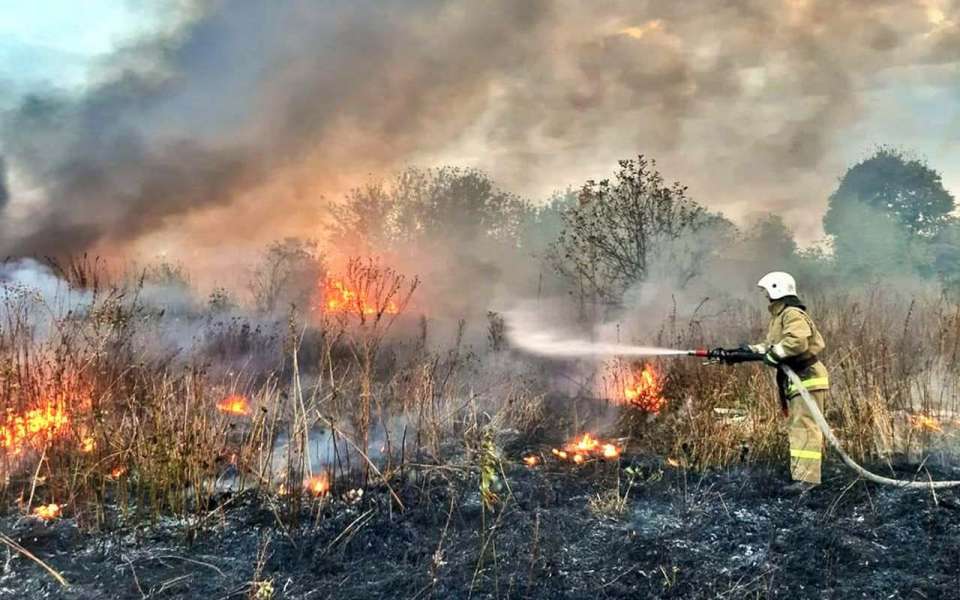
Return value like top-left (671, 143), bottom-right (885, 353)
top-left (930, 222), bottom-right (960, 294)
top-left (824, 147), bottom-right (956, 279)
top-left (825, 147), bottom-right (954, 238)
top-left (516, 189), bottom-right (577, 256)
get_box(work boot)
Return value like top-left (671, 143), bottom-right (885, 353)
top-left (782, 481), bottom-right (817, 495)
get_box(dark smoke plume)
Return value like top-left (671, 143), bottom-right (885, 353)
top-left (0, 0), bottom-right (956, 258)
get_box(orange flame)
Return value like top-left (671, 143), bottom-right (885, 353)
top-left (306, 473), bottom-right (330, 496)
top-left (0, 402), bottom-right (71, 456)
top-left (623, 364), bottom-right (666, 414)
top-left (80, 436), bottom-right (96, 453)
top-left (32, 503), bottom-right (61, 521)
top-left (321, 280), bottom-right (398, 316)
top-left (217, 394), bottom-right (251, 416)
top-left (523, 455), bottom-right (541, 467)
top-left (110, 465), bottom-right (126, 479)
top-left (552, 433), bottom-right (621, 464)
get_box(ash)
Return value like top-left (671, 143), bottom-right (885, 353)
top-left (2, 459), bottom-right (959, 599)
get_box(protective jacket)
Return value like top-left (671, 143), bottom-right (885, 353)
top-left (752, 296), bottom-right (829, 485)
top-left (752, 297), bottom-right (829, 399)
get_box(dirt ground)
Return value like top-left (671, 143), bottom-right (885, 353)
top-left (2, 455), bottom-right (960, 600)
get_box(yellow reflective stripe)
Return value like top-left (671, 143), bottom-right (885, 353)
top-left (790, 449), bottom-right (821, 460)
top-left (787, 376), bottom-right (829, 394)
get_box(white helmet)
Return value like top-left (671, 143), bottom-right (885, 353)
top-left (757, 271), bottom-right (797, 300)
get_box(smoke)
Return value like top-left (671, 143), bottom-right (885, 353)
top-left (0, 0), bottom-right (956, 262)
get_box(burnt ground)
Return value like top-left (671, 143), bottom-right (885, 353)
top-left (3, 457), bottom-right (960, 600)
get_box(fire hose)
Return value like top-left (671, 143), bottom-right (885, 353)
top-left (690, 348), bottom-right (960, 489)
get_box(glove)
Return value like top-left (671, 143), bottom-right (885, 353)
top-left (762, 350), bottom-right (780, 367)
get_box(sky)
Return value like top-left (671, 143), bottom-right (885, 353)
top-left (0, 1), bottom-right (149, 89)
top-left (0, 0), bottom-right (958, 265)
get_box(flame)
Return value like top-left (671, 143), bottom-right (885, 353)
top-left (217, 394), bottom-right (251, 416)
top-left (32, 503), bottom-right (61, 521)
top-left (909, 414), bottom-right (943, 432)
top-left (523, 455), bottom-right (540, 467)
top-left (110, 465), bottom-right (126, 479)
top-left (321, 280), bottom-right (398, 316)
top-left (0, 402), bottom-right (71, 456)
top-left (552, 433), bottom-right (621, 464)
top-left (306, 473), bottom-right (330, 496)
top-left (623, 364), bottom-right (666, 414)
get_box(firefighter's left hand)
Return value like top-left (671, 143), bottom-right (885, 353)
top-left (762, 351), bottom-right (780, 367)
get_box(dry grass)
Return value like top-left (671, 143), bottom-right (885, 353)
top-left (2, 257), bottom-right (960, 531)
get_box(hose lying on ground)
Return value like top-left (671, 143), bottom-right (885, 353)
top-left (782, 365), bottom-right (960, 489)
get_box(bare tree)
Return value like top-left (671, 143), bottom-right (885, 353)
top-left (323, 257), bottom-right (418, 478)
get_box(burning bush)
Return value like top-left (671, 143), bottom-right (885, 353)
top-left (603, 360), bottom-right (667, 414)
top-left (622, 364), bottom-right (667, 414)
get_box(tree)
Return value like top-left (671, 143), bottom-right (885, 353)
top-left (552, 155), bottom-right (730, 302)
top-left (249, 238), bottom-right (325, 314)
top-left (930, 222), bottom-right (960, 293)
top-left (824, 147), bottom-right (956, 276)
top-left (825, 147), bottom-right (955, 238)
top-left (327, 167), bottom-right (535, 319)
top-left (744, 215), bottom-right (797, 261)
top-left (329, 166), bottom-right (530, 253)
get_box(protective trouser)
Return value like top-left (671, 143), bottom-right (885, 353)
top-left (786, 388), bottom-right (826, 484)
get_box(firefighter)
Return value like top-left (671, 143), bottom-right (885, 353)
top-left (749, 271), bottom-right (829, 492)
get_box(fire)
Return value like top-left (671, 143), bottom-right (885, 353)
top-left (623, 364), bottom-right (666, 414)
top-left (217, 394), bottom-right (251, 416)
top-left (109, 465), bottom-right (126, 479)
top-left (523, 455), bottom-right (540, 467)
top-left (909, 414), bottom-right (943, 432)
top-left (305, 473), bottom-right (330, 496)
top-left (32, 503), bottom-right (61, 521)
top-left (551, 433), bottom-right (621, 464)
top-left (0, 402), bottom-right (71, 456)
top-left (321, 280), bottom-right (398, 316)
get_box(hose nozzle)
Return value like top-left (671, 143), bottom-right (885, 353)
top-left (688, 347), bottom-right (763, 363)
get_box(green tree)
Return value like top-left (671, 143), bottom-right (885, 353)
top-left (824, 147), bottom-right (955, 277)
top-left (825, 147), bottom-right (955, 238)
